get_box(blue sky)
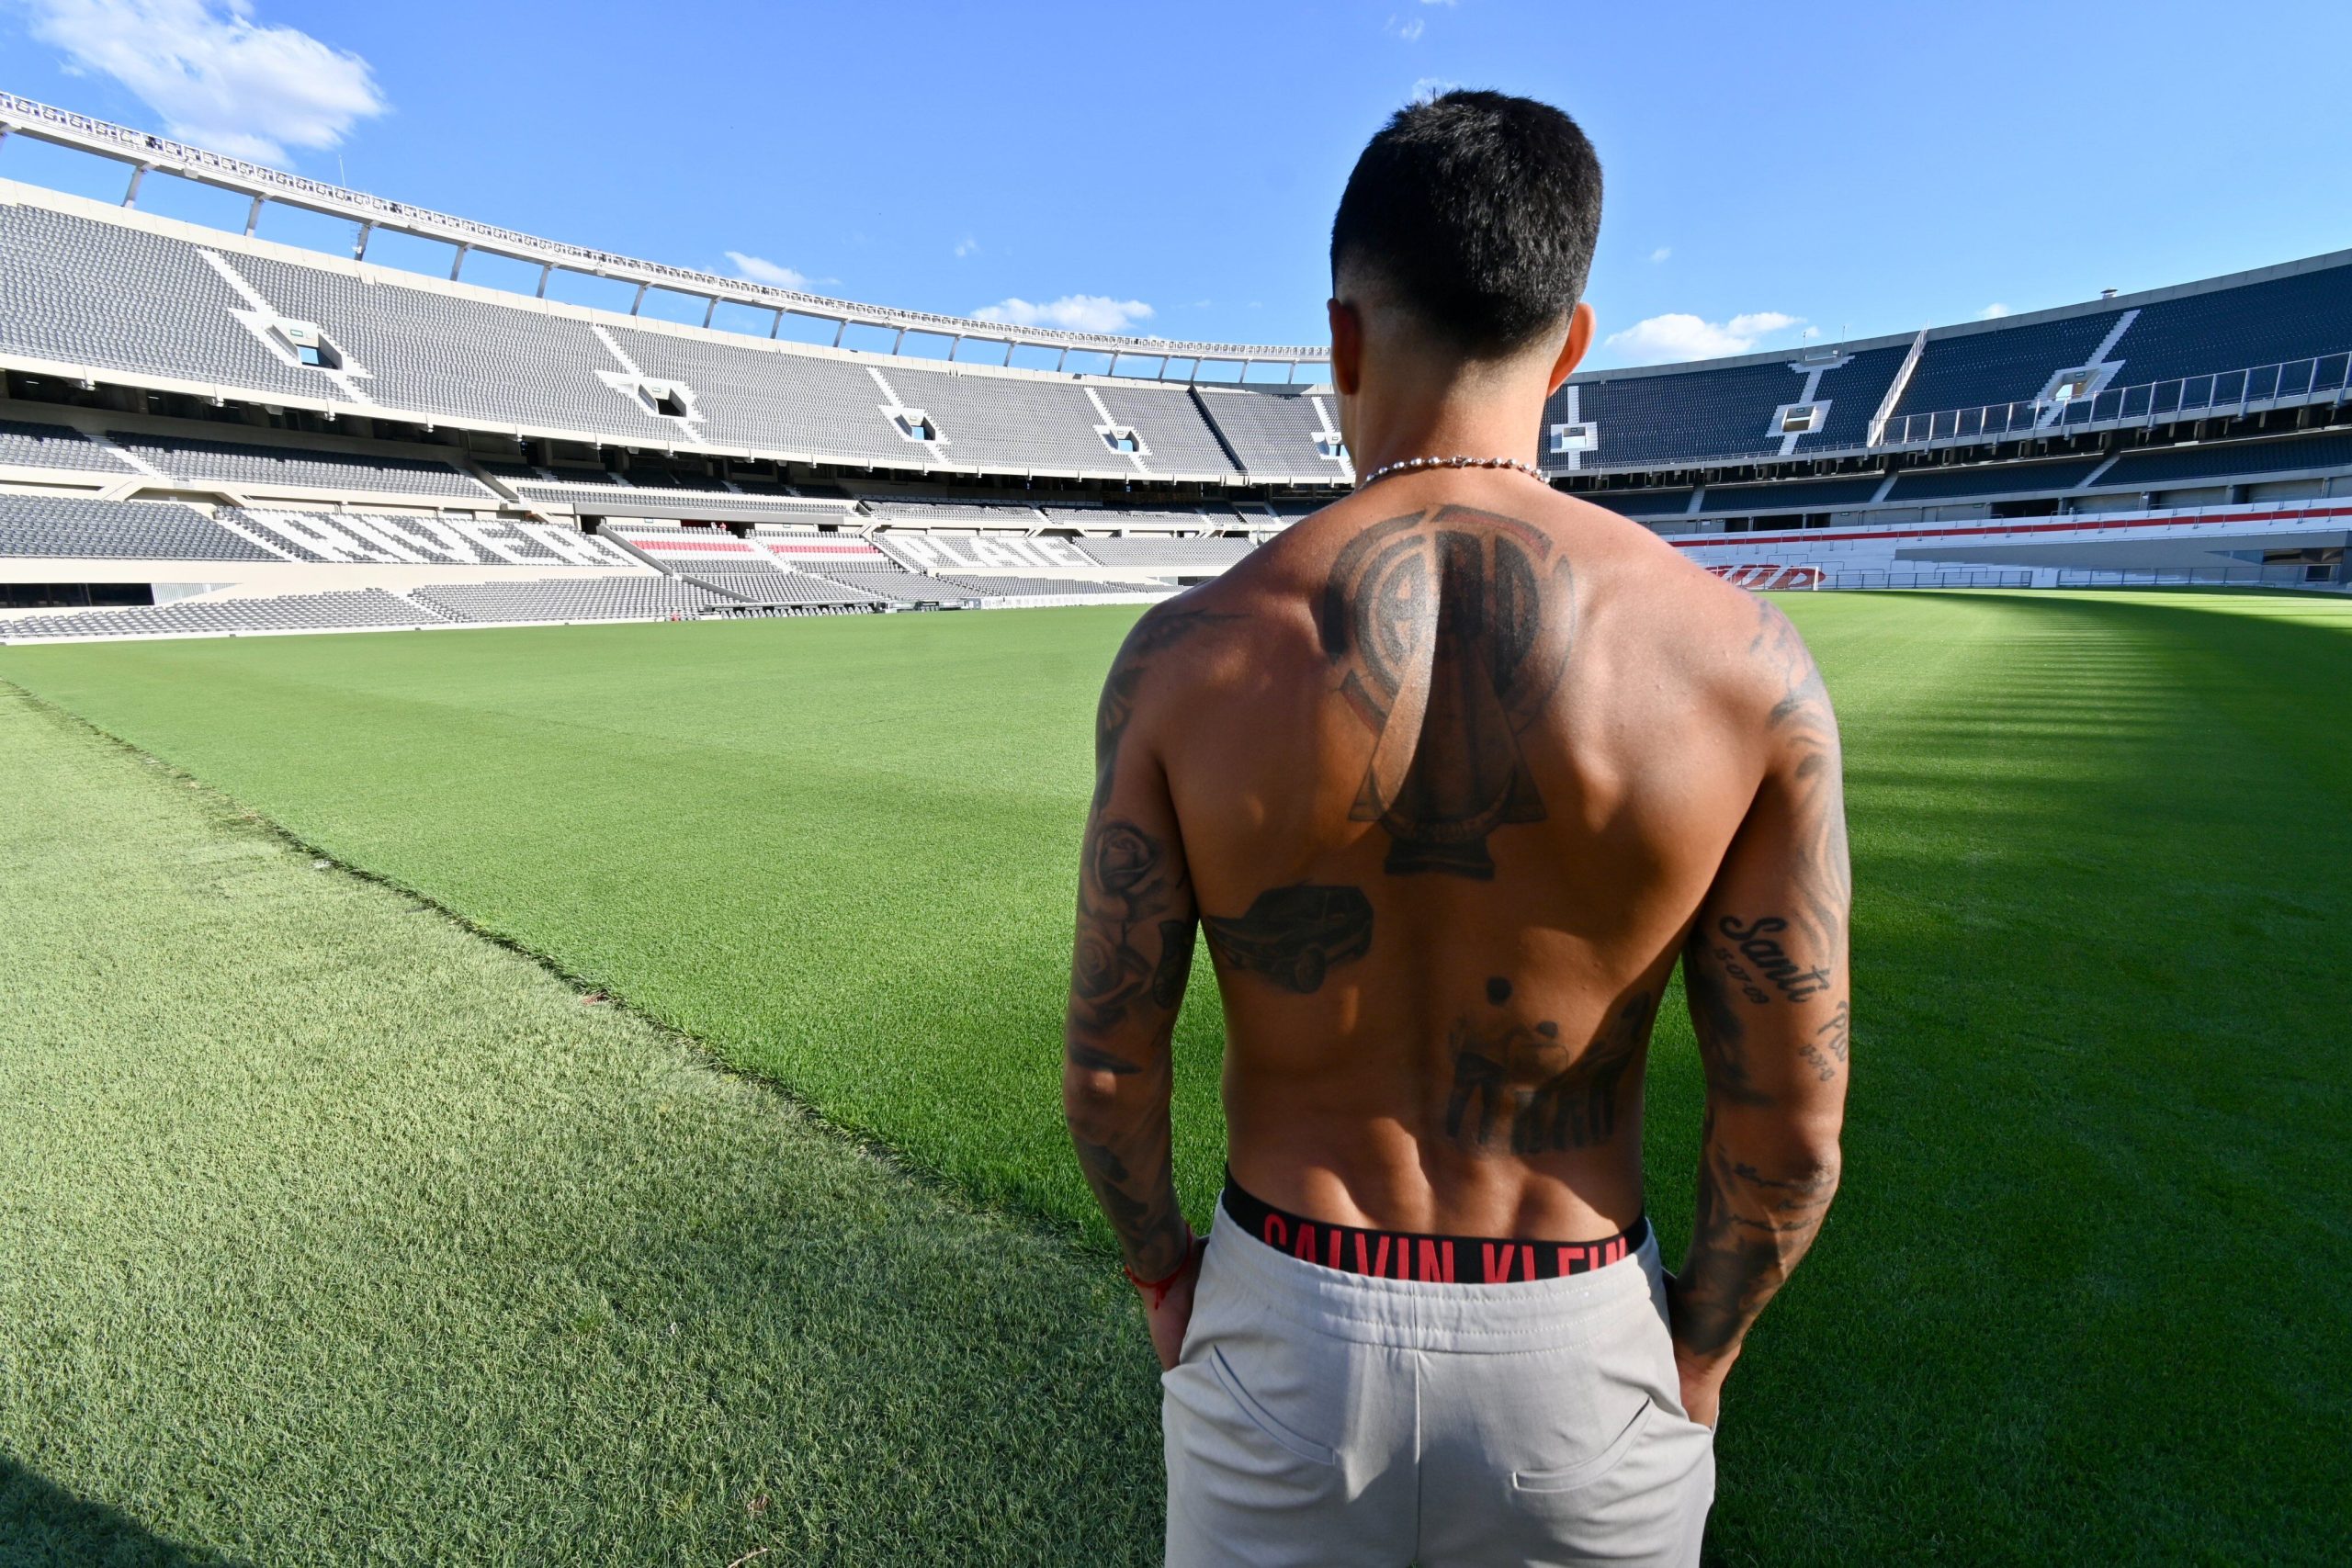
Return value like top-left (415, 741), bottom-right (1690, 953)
top-left (3, 0), bottom-right (2348, 372)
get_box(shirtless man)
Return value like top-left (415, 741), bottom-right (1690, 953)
top-left (1063, 91), bottom-right (1849, 1567)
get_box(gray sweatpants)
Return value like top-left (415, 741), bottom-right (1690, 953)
top-left (1163, 1201), bottom-right (1713, 1567)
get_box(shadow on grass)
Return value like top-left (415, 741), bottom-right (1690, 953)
top-left (1681, 590), bottom-right (2352, 1562)
top-left (0, 1457), bottom-right (248, 1568)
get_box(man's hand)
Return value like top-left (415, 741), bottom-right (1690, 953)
top-left (1670, 1337), bottom-right (1736, 1431)
top-left (1141, 1235), bottom-right (1207, 1371)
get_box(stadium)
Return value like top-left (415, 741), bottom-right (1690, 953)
top-left (1, 19), bottom-right (2346, 1568)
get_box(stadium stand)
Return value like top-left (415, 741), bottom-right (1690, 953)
top-left (0, 494), bottom-right (282, 559)
top-left (1584, 490), bottom-right (1696, 519)
top-left (412, 577), bottom-right (724, 623)
top-left (685, 570), bottom-right (889, 606)
top-left (0, 419), bottom-right (133, 473)
top-left (5, 100), bottom-right (2351, 637)
top-left (2089, 431), bottom-right (2352, 488)
top-left (941, 574), bottom-right (1161, 598)
top-left (1094, 385), bottom-right (1243, 478)
top-left (108, 432), bottom-right (493, 500)
top-left (1192, 388), bottom-right (1351, 479)
top-left (1075, 536), bottom-right (1255, 570)
top-left (1698, 475), bottom-right (1891, 514)
top-left (1882, 457), bottom-right (2110, 502)
top-left (0, 587), bottom-right (437, 640)
top-left (808, 566), bottom-right (976, 605)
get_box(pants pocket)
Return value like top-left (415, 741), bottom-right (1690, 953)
top-left (1511, 1396), bottom-right (1655, 1494)
top-left (1207, 1345), bottom-right (1339, 1466)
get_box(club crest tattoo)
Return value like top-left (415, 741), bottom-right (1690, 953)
top-left (1317, 506), bottom-right (1577, 878)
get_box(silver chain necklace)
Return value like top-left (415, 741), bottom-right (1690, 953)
top-left (1354, 452), bottom-right (1551, 491)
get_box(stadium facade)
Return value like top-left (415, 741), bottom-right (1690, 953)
top-left (0, 93), bottom-right (2344, 641)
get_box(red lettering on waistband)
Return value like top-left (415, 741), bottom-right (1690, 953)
top-left (1328, 1229), bottom-right (1342, 1270)
top-left (1481, 1242), bottom-right (1513, 1283)
top-left (1521, 1244), bottom-right (1536, 1281)
top-left (1263, 1214), bottom-right (1288, 1250)
top-left (1418, 1239), bottom-right (1455, 1282)
top-left (1294, 1222), bottom-right (1318, 1262)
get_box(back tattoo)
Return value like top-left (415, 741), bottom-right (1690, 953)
top-left (1317, 505), bottom-right (1578, 879)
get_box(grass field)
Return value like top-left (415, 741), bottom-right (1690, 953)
top-left (4, 591), bottom-right (2348, 1563)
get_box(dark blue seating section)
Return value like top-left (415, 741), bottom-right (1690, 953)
top-left (1572, 361), bottom-right (1808, 466)
top-left (2091, 431), bottom-right (2352, 488)
top-left (2109, 267), bottom-right (2352, 389)
top-left (1891, 313), bottom-right (2120, 422)
top-left (1883, 456), bottom-right (2108, 502)
top-left (1582, 489), bottom-right (1693, 518)
top-left (1701, 474), bottom-right (1888, 513)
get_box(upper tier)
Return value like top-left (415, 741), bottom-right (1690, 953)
top-left (1546, 249), bottom-right (2352, 475)
top-left (0, 182), bottom-right (1355, 487)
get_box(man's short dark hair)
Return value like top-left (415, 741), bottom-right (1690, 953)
top-left (1330, 90), bottom-right (1603, 357)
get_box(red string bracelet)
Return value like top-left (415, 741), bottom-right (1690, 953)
top-left (1124, 1228), bottom-right (1198, 1310)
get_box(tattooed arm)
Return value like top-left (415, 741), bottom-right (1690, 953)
top-left (1669, 602), bottom-right (1852, 1427)
top-left (1064, 610), bottom-right (1214, 1368)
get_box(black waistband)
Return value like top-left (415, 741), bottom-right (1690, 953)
top-left (1221, 1170), bottom-right (1648, 1285)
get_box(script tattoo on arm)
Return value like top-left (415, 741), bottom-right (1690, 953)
top-left (1669, 600), bottom-right (1851, 1366)
top-left (1317, 506), bottom-right (1577, 880)
top-left (1442, 980), bottom-right (1656, 1157)
top-left (1202, 883), bottom-right (1374, 994)
top-left (1064, 604), bottom-right (1218, 1280)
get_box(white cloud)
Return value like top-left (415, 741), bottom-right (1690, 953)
top-left (1980, 302), bottom-right (2011, 319)
top-left (1802, 325), bottom-right (1822, 340)
top-left (1648, 245), bottom-right (1672, 265)
top-left (1420, 0), bottom-right (1459, 6)
top-left (1390, 15), bottom-right (1426, 40)
top-left (1410, 76), bottom-right (1461, 102)
top-left (725, 251), bottom-right (812, 289)
top-left (953, 235), bottom-right (979, 259)
top-left (1603, 310), bottom-right (1804, 363)
top-left (22, 0), bottom-right (384, 164)
top-left (973, 294), bottom-right (1156, 333)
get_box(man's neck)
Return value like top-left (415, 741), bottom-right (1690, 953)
top-left (1342, 390), bottom-right (1547, 481)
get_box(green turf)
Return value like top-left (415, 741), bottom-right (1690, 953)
top-left (0, 686), bottom-right (1163, 1566)
top-left (5, 592), bottom-right (2349, 1562)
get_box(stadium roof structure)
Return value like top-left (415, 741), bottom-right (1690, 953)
top-left (0, 92), bottom-right (1329, 381)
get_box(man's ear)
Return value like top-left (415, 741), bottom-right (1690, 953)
top-left (1544, 301), bottom-right (1595, 394)
top-left (1328, 298), bottom-right (1364, 397)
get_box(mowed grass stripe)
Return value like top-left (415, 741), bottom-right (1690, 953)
top-left (0, 687), bottom-right (1163, 1567)
top-left (6, 592), bottom-right (2349, 1561)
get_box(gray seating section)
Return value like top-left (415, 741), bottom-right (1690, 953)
top-left (808, 564), bottom-right (975, 604)
top-left (0, 588), bottom-right (438, 641)
top-left (1075, 536), bottom-right (1255, 570)
top-left (1195, 389), bottom-right (1349, 479)
top-left (412, 577), bottom-right (724, 623)
top-left (0, 202), bottom-right (331, 403)
top-left (2090, 431), bottom-right (2352, 488)
top-left (1093, 384), bottom-right (1241, 477)
top-left (226, 249), bottom-right (684, 441)
top-left (886, 367), bottom-right (1132, 473)
top-left (941, 574), bottom-right (1158, 597)
top-left (613, 327), bottom-right (921, 465)
top-left (0, 494), bottom-right (282, 559)
top-left (856, 496), bottom-right (1042, 521)
top-left (1883, 457), bottom-right (2109, 502)
top-left (111, 431), bottom-right (492, 499)
top-left (686, 570), bottom-right (889, 606)
top-left (0, 420), bottom-right (133, 473)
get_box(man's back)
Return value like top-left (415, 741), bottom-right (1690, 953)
top-left (1116, 473), bottom-right (1811, 1244)
top-left (1060, 89), bottom-right (1848, 1567)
